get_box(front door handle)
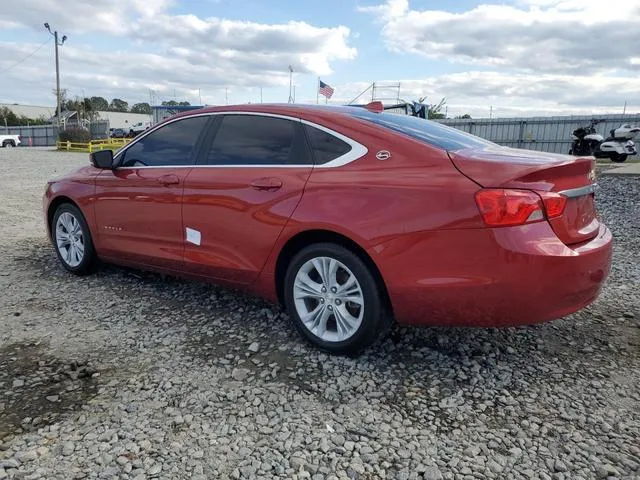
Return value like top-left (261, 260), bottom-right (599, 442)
top-left (157, 174), bottom-right (180, 186)
top-left (250, 177), bottom-right (283, 191)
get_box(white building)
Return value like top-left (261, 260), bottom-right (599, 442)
top-left (0, 103), bottom-right (152, 129)
top-left (0, 103), bottom-right (54, 121)
top-left (95, 111), bottom-right (152, 129)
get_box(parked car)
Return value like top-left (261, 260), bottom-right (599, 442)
top-left (1, 134), bottom-right (21, 148)
top-left (111, 128), bottom-right (126, 139)
top-left (43, 104), bottom-right (612, 354)
top-left (128, 121), bottom-right (151, 137)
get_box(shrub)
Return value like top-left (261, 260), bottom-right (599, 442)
top-left (58, 128), bottom-right (91, 143)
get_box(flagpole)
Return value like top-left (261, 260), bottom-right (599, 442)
top-left (317, 78), bottom-right (320, 104)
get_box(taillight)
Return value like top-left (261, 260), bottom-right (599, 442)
top-left (475, 189), bottom-right (566, 227)
top-left (538, 191), bottom-right (567, 218)
top-left (475, 189), bottom-right (543, 226)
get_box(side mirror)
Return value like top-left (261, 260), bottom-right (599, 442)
top-left (90, 150), bottom-right (114, 169)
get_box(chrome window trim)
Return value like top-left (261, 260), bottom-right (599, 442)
top-left (559, 183), bottom-right (598, 198)
top-left (114, 111), bottom-right (368, 170)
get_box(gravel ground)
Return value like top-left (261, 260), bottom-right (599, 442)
top-left (0, 147), bottom-right (638, 480)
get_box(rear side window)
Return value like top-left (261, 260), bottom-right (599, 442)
top-left (203, 115), bottom-right (311, 165)
top-left (119, 116), bottom-right (208, 167)
top-left (350, 110), bottom-right (495, 151)
top-left (304, 124), bottom-right (352, 165)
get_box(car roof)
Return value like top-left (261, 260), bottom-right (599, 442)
top-left (171, 103), bottom-right (368, 123)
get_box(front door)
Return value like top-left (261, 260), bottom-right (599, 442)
top-left (181, 113), bottom-right (314, 284)
top-left (93, 115), bottom-right (210, 269)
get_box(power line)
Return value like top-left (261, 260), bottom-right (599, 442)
top-left (0, 38), bottom-right (51, 74)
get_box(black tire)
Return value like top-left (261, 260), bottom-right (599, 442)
top-left (3, 140), bottom-right (15, 148)
top-left (611, 153), bottom-right (627, 163)
top-left (283, 243), bottom-right (391, 355)
top-left (51, 203), bottom-right (97, 275)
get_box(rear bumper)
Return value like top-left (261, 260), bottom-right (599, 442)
top-left (372, 222), bottom-right (612, 327)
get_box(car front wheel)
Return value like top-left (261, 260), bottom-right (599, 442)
top-left (51, 203), bottom-right (97, 275)
top-left (284, 243), bottom-right (391, 355)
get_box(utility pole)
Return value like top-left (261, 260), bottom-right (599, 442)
top-left (288, 65), bottom-right (294, 103)
top-left (623, 101), bottom-right (627, 115)
top-left (260, 87), bottom-right (263, 104)
top-left (225, 88), bottom-right (228, 105)
top-left (44, 23), bottom-right (67, 126)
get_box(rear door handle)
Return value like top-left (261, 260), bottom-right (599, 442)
top-left (157, 174), bottom-right (180, 186)
top-left (251, 177), bottom-right (283, 191)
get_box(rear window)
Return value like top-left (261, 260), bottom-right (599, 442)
top-left (304, 124), bottom-right (352, 165)
top-left (350, 109), bottom-right (495, 151)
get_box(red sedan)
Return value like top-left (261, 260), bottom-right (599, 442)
top-left (44, 104), bottom-right (613, 354)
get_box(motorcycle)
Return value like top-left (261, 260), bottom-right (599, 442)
top-left (570, 120), bottom-right (640, 163)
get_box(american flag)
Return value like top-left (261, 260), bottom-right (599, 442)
top-left (318, 80), bottom-right (334, 99)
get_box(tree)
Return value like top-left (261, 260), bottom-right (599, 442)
top-left (52, 88), bottom-right (69, 112)
top-left (82, 97), bottom-right (97, 120)
top-left (0, 107), bottom-right (49, 126)
top-left (455, 114), bottom-right (472, 119)
top-left (427, 97), bottom-right (447, 119)
top-left (0, 106), bottom-right (19, 126)
top-left (109, 98), bottom-right (129, 112)
top-left (130, 102), bottom-right (152, 114)
top-left (62, 97), bottom-right (81, 113)
top-left (161, 100), bottom-right (191, 106)
top-left (90, 96), bottom-right (109, 111)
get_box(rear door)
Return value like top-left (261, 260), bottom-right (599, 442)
top-left (181, 113), bottom-right (313, 284)
top-left (93, 115), bottom-right (210, 268)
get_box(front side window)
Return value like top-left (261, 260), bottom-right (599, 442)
top-left (304, 124), bottom-right (352, 165)
top-left (119, 116), bottom-right (208, 167)
top-left (204, 114), bottom-right (310, 166)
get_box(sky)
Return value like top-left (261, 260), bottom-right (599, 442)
top-left (1, 0), bottom-right (639, 118)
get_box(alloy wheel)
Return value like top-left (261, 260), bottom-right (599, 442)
top-left (55, 212), bottom-right (85, 268)
top-left (293, 256), bottom-right (364, 342)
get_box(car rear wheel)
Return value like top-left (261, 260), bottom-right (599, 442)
top-left (283, 243), bottom-right (390, 355)
top-left (51, 203), bottom-right (97, 275)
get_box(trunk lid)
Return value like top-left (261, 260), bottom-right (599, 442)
top-left (449, 146), bottom-right (599, 245)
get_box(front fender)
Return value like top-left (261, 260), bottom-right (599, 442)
top-left (43, 166), bottom-right (100, 242)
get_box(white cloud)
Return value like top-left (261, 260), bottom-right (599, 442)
top-left (361, 0), bottom-right (640, 74)
top-left (320, 72), bottom-right (640, 118)
top-left (0, 0), bottom-right (356, 105)
top-left (0, 0), bottom-right (174, 34)
top-left (130, 15), bottom-right (356, 75)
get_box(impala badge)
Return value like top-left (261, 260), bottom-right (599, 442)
top-left (376, 150), bottom-right (391, 160)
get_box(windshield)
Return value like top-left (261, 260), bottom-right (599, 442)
top-left (350, 109), bottom-right (495, 151)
